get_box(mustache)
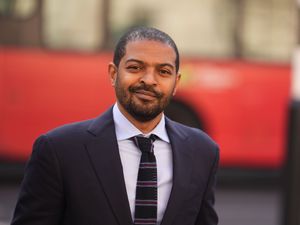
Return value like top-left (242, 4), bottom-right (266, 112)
top-left (129, 83), bottom-right (163, 98)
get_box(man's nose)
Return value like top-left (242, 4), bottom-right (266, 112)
top-left (140, 68), bottom-right (157, 85)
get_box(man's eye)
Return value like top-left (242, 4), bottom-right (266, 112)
top-left (127, 66), bottom-right (141, 71)
top-left (160, 69), bottom-right (171, 75)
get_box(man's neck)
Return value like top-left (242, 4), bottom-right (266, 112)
top-left (116, 102), bottom-right (163, 134)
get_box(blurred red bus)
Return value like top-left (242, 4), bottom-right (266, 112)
top-left (0, 47), bottom-right (291, 169)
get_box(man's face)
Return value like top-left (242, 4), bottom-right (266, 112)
top-left (109, 40), bottom-right (180, 122)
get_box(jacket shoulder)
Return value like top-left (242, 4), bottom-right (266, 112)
top-left (166, 118), bottom-right (219, 155)
top-left (44, 107), bottom-right (114, 141)
top-left (45, 118), bottom-right (94, 140)
top-left (168, 118), bottom-right (217, 142)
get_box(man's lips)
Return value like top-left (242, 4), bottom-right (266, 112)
top-left (133, 90), bottom-right (157, 100)
top-left (135, 90), bottom-right (156, 97)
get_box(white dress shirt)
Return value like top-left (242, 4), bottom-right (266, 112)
top-left (113, 104), bottom-right (173, 224)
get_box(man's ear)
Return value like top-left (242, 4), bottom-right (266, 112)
top-left (172, 72), bottom-right (181, 96)
top-left (108, 62), bottom-right (118, 86)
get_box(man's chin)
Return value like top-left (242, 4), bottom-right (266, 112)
top-left (130, 111), bottom-right (161, 122)
top-left (131, 94), bottom-right (158, 105)
top-left (128, 104), bottom-right (162, 122)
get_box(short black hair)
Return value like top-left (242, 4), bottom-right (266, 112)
top-left (113, 27), bottom-right (180, 73)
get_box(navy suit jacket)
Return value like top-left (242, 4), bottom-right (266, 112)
top-left (11, 108), bottom-right (219, 225)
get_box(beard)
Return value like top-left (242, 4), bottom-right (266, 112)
top-left (115, 78), bottom-right (174, 122)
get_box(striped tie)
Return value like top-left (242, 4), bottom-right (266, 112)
top-left (133, 134), bottom-right (157, 225)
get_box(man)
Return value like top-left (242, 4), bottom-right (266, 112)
top-left (11, 27), bottom-right (219, 225)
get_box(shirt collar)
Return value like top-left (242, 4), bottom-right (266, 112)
top-left (113, 103), bottom-right (170, 143)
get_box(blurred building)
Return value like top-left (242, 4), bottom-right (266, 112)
top-left (0, 0), bottom-right (298, 63)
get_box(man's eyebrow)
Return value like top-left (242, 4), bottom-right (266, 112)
top-left (125, 59), bottom-right (144, 64)
top-left (125, 59), bottom-right (175, 69)
top-left (159, 63), bottom-right (175, 69)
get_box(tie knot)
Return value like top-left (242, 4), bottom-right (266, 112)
top-left (134, 134), bottom-right (156, 153)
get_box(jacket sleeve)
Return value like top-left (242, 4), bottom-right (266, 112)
top-left (195, 146), bottom-right (219, 225)
top-left (11, 134), bottom-right (64, 225)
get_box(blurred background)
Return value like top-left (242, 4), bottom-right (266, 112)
top-left (0, 0), bottom-right (300, 224)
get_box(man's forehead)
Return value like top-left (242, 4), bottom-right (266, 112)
top-left (125, 39), bottom-right (174, 53)
top-left (123, 40), bottom-right (176, 63)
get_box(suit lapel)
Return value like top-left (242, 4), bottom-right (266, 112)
top-left (85, 109), bottom-right (133, 225)
top-left (161, 119), bottom-right (193, 225)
